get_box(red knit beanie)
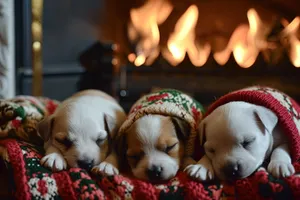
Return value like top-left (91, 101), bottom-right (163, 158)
top-left (204, 86), bottom-right (300, 163)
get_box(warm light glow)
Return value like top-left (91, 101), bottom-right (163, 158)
top-left (168, 43), bottom-right (182, 60)
top-left (233, 43), bottom-right (257, 68)
top-left (128, 53), bottom-right (136, 63)
top-left (233, 43), bottom-right (246, 64)
top-left (281, 17), bottom-right (300, 67)
top-left (247, 8), bottom-right (260, 36)
top-left (127, 3), bottom-right (300, 68)
top-left (134, 55), bottom-right (146, 67)
top-left (188, 42), bottom-right (211, 67)
top-left (33, 41), bottom-right (41, 50)
top-left (128, 0), bottom-right (173, 66)
top-left (213, 8), bottom-right (263, 68)
top-left (292, 38), bottom-right (300, 67)
top-left (282, 17), bottom-right (300, 35)
top-left (165, 5), bottom-right (199, 66)
top-left (213, 25), bottom-right (249, 65)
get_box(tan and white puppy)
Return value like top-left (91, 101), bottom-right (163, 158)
top-left (116, 114), bottom-right (189, 182)
top-left (38, 90), bottom-right (126, 174)
top-left (185, 101), bottom-right (295, 181)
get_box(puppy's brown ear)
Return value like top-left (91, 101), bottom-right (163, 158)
top-left (171, 117), bottom-right (190, 141)
top-left (115, 133), bottom-right (129, 170)
top-left (37, 116), bottom-right (54, 141)
top-left (198, 121), bottom-right (206, 145)
top-left (254, 106), bottom-right (278, 134)
top-left (104, 114), bottom-right (117, 138)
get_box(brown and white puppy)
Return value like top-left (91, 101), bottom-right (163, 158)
top-left (116, 114), bottom-right (189, 182)
top-left (185, 101), bottom-right (295, 181)
top-left (38, 90), bottom-right (126, 174)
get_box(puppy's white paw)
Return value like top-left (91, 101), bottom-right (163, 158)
top-left (184, 156), bottom-right (214, 182)
top-left (41, 153), bottom-right (67, 172)
top-left (267, 160), bottom-right (295, 178)
top-left (92, 161), bottom-right (119, 176)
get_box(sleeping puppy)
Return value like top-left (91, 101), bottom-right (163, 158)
top-left (185, 101), bottom-right (295, 181)
top-left (116, 114), bottom-right (189, 182)
top-left (38, 90), bottom-right (126, 174)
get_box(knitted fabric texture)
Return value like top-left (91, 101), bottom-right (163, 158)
top-left (203, 86), bottom-right (300, 162)
top-left (118, 89), bottom-right (204, 159)
top-left (0, 95), bottom-right (59, 146)
top-left (1, 93), bottom-right (300, 199)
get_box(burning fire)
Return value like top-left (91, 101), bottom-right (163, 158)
top-left (281, 17), bottom-right (300, 68)
top-left (127, 0), bottom-right (173, 66)
top-left (127, 1), bottom-right (300, 68)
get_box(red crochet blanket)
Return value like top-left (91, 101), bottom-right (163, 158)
top-left (1, 139), bottom-right (300, 200)
top-left (1, 92), bottom-right (300, 199)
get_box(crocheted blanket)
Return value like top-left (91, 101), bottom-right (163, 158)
top-left (1, 93), bottom-right (300, 199)
top-left (0, 96), bottom-right (59, 145)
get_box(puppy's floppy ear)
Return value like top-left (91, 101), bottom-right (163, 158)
top-left (171, 117), bottom-right (190, 141)
top-left (198, 121), bottom-right (206, 145)
top-left (115, 132), bottom-right (129, 170)
top-left (104, 114), bottom-right (117, 138)
top-left (37, 116), bottom-right (54, 141)
top-left (254, 106), bottom-right (278, 134)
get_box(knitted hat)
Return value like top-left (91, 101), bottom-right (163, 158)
top-left (118, 89), bottom-right (205, 159)
top-left (203, 86), bottom-right (300, 162)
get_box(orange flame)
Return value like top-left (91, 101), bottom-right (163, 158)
top-left (128, 0), bottom-right (173, 66)
top-left (127, 2), bottom-right (300, 68)
top-left (214, 8), bottom-right (266, 68)
top-left (162, 5), bottom-right (202, 66)
top-left (281, 17), bottom-right (300, 67)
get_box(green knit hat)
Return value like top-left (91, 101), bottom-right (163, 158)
top-left (118, 89), bottom-right (204, 160)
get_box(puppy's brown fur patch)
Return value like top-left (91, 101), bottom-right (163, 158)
top-left (125, 116), bottom-right (184, 169)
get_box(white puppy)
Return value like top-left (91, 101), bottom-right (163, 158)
top-left (116, 114), bottom-right (188, 182)
top-left (185, 101), bottom-right (295, 181)
top-left (38, 90), bottom-right (126, 175)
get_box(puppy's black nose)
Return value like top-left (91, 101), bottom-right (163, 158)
top-left (147, 165), bottom-right (163, 179)
top-left (223, 163), bottom-right (240, 178)
top-left (77, 159), bottom-right (94, 170)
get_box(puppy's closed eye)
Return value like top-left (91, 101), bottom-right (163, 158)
top-left (206, 147), bottom-right (215, 154)
top-left (165, 142), bottom-right (178, 153)
top-left (128, 154), bottom-right (141, 161)
top-left (127, 152), bottom-right (145, 167)
top-left (96, 137), bottom-right (107, 146)
top-left (241, 137), bottom-right (256, 148)
top-left (55, 137), bottom-right (73, 149)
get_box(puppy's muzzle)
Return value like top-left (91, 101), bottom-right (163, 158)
top-left (77, 159), bottom-right (94, 171)
top-left (147, 165), bottom-right (163, 180)
top-left (223, 162), bottom-right (241, 179)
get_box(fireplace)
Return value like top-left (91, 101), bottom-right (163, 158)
top-left (92, 0), bottom-right (300, 111)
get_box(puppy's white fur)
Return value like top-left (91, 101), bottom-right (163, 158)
top-left (130, 115), bottom-right (179, 180)
top-left (185, 101), bottom-right (295, 181)
top-left (118, 114), bottom-right (187, 181)
top-left (39, 90), bottom-right (126, 175)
